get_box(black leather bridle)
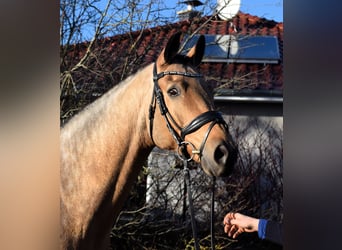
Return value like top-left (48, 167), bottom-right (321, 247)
top-left (149, 63), bottom-right (229, 162)
top-left (149, 63), bottom-right (230, 250)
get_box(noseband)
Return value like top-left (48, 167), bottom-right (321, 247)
top-left (149, 63), bottom-right (228, 161)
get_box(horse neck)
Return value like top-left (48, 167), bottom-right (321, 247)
top-left (103, 64), bottom-right (155, 203)
top-left (60, 64), bottom-right (155, 240)
top-left (63, 64), bottom-right (154, 162)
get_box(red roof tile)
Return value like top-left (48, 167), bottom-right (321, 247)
top-left (62, 12), bottom-right (283, 99)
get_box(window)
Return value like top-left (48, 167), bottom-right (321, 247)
top-left (181, 34), bottom-right (280, 64)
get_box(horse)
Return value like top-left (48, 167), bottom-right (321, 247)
top-left (60, 32), bottom-right (238, 249)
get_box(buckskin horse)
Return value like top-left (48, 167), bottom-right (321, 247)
top-left (60, 32), bottom-right (237, 249)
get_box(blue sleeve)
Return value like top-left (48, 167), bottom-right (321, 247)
top-left (264, 220), bottom-right (283, 245)
top-left (258, 219), bottom-right (283, 245)
top-left (258, 219), bottom-right (268, 240)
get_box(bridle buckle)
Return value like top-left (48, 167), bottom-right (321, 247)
top-left (177, 141), bottom-right (200, 162)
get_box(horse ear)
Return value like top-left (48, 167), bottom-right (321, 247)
top-left (186, 35), bottom-right (205, 67)
top-left (163, 32), bottom-right (182, 64)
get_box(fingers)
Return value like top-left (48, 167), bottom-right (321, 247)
top-left (223, 212), bottom-right (236, 237)
top-left (224, 223), bottom-right (234, 234)
top-left (223, 212), bottom-right (235, 225)
top-left (224, 224), bottom-right (241, 239)
top-left (232, 226), bottom-right (243, 239)
top-left (223, 212), bottom-right (246, 239)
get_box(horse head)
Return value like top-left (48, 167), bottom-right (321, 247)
top-left (149, 32), bottom-right (238, 177)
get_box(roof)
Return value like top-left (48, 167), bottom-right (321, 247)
top-left (62, 12), bottom-right (283, 106)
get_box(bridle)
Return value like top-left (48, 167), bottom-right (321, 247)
top-left (149, 63), bottom-right (229, 250)
top-left (149, 63), bottom-right (229, 162)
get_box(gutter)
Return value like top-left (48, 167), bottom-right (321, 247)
top-left (213, 89), bottom-right (283, 104)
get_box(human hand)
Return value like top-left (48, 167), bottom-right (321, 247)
top-left (223, 212), bottom-right (259, 239)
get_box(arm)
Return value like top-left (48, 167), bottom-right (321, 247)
top-left (223, 212), bottom-right (282, 245)
top-left (223, 212), bottom-right (259, 238)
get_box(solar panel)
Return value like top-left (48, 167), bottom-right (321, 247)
top-left (181, 34), bottom-right (280, 64)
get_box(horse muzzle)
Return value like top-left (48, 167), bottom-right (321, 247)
top-left (177, 111), bottom-right (238, 177)
top-left (200, 139), bottom-right (238, 177)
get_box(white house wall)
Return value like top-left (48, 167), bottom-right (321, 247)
top-left (146, 103), bottom-right (283, 222)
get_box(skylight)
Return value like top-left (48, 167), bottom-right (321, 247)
top-left (181, 34), bottom-right (280, 64)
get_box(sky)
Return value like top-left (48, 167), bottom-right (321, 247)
top-left (169, 0), bottom-right (283, 22)
top-left (239, 0), bottom-right (283, 22)
top-left (61, 0), bottom-right (283, 44)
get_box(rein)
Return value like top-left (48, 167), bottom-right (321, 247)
top-left (149, 63), bottom-right (227, 250)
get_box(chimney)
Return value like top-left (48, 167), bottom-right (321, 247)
top-left (177, 0), bottom-right (203, 20)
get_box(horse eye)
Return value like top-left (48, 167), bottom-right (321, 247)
top-left (167, 87), bottom-right (180, 97)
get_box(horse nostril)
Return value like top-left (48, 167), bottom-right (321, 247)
top-left (214, 144), bottom-right (228, 166)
